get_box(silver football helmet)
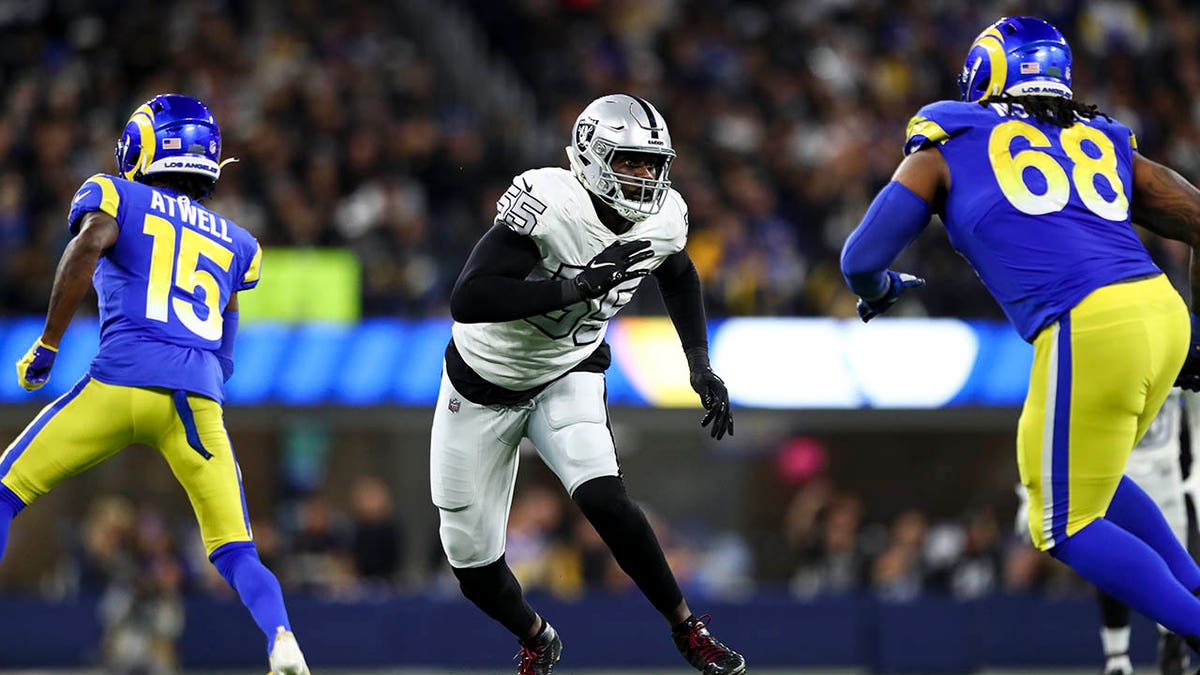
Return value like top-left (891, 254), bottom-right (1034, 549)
top-left (566, 94), bottom-right (675, 222)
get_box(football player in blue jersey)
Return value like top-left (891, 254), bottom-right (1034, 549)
top-left (841, 16), bottom-right (1200, 659)
top-left (3, 95), bottom-right (309, 674)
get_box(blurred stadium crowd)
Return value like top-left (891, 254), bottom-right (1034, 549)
top-left (62, 471), bottom-right (1073, 609)
top-left (1, 0), bottom-right (1198, 656)
top-left (63, 468), bottom-right (1077, 670)
top-left (2, 0), bottom-right (1199, 318)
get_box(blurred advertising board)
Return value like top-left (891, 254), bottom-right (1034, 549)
top-left (0, 317), bottom-right (1031, 408)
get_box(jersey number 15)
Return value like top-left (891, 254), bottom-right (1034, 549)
top-left (988, 119), bottom-right (1129, 222)
top-left (142, 214), bottom-right (234, 341)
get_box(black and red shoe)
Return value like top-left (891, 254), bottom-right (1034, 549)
top-left (672, 614), bottom-right (746, 675)
top-left (516, 620), bottom-right (562, 675)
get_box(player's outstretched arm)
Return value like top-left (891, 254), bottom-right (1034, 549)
top-left (1132, 154), bottom-right (1200, 389)
top-left (16, 211), bottom-right (118, 390)
top-left (653, 251), bottom-right (733, 439)
top-left (839, 149), bottom-right (942, 322)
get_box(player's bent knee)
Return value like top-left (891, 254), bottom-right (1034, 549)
top-left (572, 475), bottom-right (632, 516)
top-left (209, 540), bottom-right (259, 564)
top-left (0, 484), bottom-right (26, 519)
top-left (451, 557), bottom-right (511, 597)
top-left (0, 482), bottom-right (30, 515)
top-left (439, 516), bottom-right (503, 568)
top-left (200, 527), bottom-right (255, 558)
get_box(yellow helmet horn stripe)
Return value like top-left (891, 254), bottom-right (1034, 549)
top-left (974, 27), bottom-right (1008, 102)
top-left (127, 103), bottom-right (157, 180)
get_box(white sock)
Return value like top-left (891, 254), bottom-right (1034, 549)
top-left (1103, 653), bottom-right (1133, 674)
top-left (1101, 625), bottom-right (1131, 657)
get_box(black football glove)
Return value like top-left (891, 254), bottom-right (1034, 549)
top-left (686, 348), bottom-right (733, 440)
top-left (1177, 314), bottom-right (1200, 392)
top-left (573, 239), bottom-right (655, 299)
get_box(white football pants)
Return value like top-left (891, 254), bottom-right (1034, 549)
top-left (430, 368), bottom-right (620, 568)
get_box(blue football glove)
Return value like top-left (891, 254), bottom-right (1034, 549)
top-left (1176, 314), bottom-right (1200, 392)
top-left (856, 270), bottom-right (926, 322)
top-left (15, 339), bottom-right (57, 391)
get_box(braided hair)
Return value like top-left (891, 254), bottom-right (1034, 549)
top-left (982, 94), bottom-right (1109, 129)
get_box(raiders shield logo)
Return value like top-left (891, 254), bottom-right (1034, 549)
top-left (448, 397), bottom-right (461, 413)
top-left (575, 120), bottom-right (596, 152)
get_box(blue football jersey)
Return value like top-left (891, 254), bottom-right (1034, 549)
top-left (67, 174), bottom-right (262, 402)
top-left (905, 100), bottom-right (1161, 340)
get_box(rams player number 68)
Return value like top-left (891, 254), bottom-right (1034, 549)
top-left (842, 16), bottom-right (1200, 655)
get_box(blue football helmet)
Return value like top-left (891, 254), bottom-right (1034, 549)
top-left (115, 94), bottom-right (224, 188)
top-left (958, 17), bottom-right (1072, 102)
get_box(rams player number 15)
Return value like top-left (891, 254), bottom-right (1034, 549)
top-left (3, 95), bottom-right (309, 675)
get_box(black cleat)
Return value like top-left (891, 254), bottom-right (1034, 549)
top-left (1161, 632), bottom-right (1189, 675)
top-left (672, 614), bottom-right (746, 675)
top-left (516, 620), bottom-right (562, 675)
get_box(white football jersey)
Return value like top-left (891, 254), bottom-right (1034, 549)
top-left (453, 167), bottom-right (688, 390)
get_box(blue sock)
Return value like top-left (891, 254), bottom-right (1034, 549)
top-left (1106, 476), bottom-right (1200, 592)
top-left (0, 486), bottom-right (25, 560)
top-left (1052, 518), bottom-right (1200, 637)
top-left (210, 541), bottom-right (292, 653)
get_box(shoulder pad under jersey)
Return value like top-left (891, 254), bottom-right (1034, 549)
top-left (494, 168), bottom-right (582, 238)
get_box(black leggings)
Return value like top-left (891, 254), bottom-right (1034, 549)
top-left (573, 475), bottom-right (684, 617)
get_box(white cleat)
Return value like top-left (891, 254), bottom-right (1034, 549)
top-left (269, 626), bottom-right (311, 675)
top-left (1102, 654), bottom-right (1133, 675)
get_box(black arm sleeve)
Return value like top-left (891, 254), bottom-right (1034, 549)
top-left (450, 224), bottom-right (582, 323)
top-left (652, 250), bottom-right (709, 364)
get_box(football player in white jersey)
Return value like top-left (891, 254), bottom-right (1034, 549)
top-left (1098, 390), bottom-right (1200, 675)
top-left (430, 94), bottom-right (743, 675)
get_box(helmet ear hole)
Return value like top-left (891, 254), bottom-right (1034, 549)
top-left (115, 121), bottom-right (144, 180)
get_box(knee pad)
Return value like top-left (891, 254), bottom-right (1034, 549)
top-left (440, 516), bottom-right (504, 568)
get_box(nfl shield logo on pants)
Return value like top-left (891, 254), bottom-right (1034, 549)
top-left (448, 397), bottom-right (461, 413)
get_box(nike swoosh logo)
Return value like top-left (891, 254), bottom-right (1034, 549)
top-left (604, 124), bottom-right (626, 131)
top-left (72, 190), bottom-right (91, 205)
